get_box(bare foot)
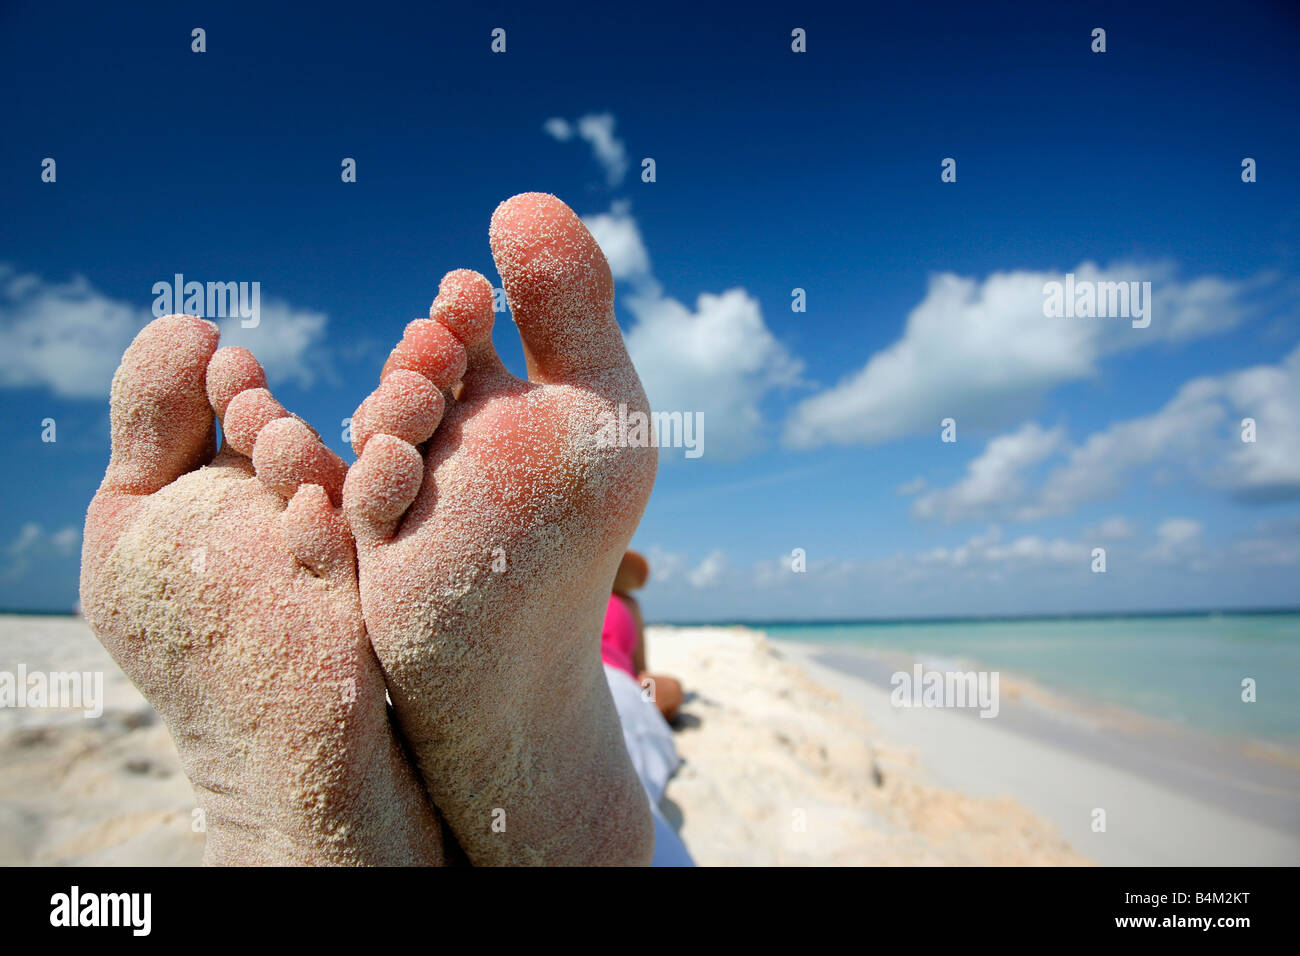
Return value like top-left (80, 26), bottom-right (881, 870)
top-left (80, 316), bottom-right (445, 865)
top-left (344, 193), bottom-right (657, 865)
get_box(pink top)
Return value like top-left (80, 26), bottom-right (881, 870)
top-left (601, 594), bottom-right (639, 679)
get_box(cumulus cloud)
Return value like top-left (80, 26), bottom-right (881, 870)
top-left (576, 205), bottom-right (801, 459)
top-left (639, 547), bottom-right (731, 589)
top-left (0, 266), bottom-right (143, 398)
top-left (784, 262), bottom-right (1259, 449)
top-left (546, 113), bottom-right (800, 459)
top-left (912, 422), bottom-right (1064, 522)
top-left (642, 545), bottom-right (688, 586)
top-left (914, 524), bottom-right (1089, 569)
top-left (911, 345), bottom-right (1300, 522)
top-left (0, 264), bottom-right (332, 398)
top-left (582, 201), bottom-right (650, 279)
top-left (1035, 347), bottom-right (1300, 513)
top-left (624, 283), bottom-right (802, 459)
top-left (544, 112), bottom-right (628, 186)
top-left (687, 550), bottom-right (728, 588)
top-left (213, 302), bottom-right (330, 390)
top-left (1219, 347), bottom-right (1300, 500)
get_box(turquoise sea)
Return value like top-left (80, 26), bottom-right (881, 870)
top-left (753, 612), bottom-right (1300, 747)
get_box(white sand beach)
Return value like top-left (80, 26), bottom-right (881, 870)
top-left (765, 639), bottom-right (1300, 866)
top-left (2, 614), bottom-right (1294, 865)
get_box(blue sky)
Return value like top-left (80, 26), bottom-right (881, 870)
top-left (1, 0), bottom-right (1298, 619)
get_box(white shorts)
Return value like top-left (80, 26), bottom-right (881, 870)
top-left (604, 664), bottom-right (694, 867)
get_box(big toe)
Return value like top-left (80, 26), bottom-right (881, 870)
top-left (103, 314), bottom-right (220, 495)
top-left (489, 192), bottom-right (631, 383)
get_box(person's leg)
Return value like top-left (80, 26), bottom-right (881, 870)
top-left (344, 194), bottom-right (658, 865)
top-left (641, 673), bottom-right (684, 722)
top-left (81, 322), bottom-right (446, 865)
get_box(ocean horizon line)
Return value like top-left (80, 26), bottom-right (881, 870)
top-left (4, 604), bottom-right (1298, 627)
top-left (648, 605), bottom-right (1300, 629)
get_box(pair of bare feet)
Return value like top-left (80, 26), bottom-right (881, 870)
top-left (79, 194), bottom-right (658, 865)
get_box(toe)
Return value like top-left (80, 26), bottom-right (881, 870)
top-left (282, 484), bottom-right (354, 579)
top-left (381, 319), bottom-right (467, 391)
top-left (428, 269), bottom-right (505, 376)
top-left (103, 314), bottom-right (220, 495)
top-left (221, 387), bottom-right (289, 457)
top-left (343, 434), bottom-right (425, 543)
top-left (252, 417), bottom-right (348, 506)
top-left (488, 192), bottom-right (630, 384)
top-left (213, 352), bottom-right (347, 505)
top-left (350, 369), bottom-right (446, 457)
top-left (206, 347), bottom-right (267, 419)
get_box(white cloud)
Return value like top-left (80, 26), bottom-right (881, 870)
top-left (896, 476), bottom-right (927, 496)
top-left (1026, 385), bottom-right (1224, 519)
top-left (912, 524), bottom-right (1089, 570)
top-left (8, 524), bottom-right (42, 556)
top-left (542, 117), bottom-right (573, 141)
top-left (625, 283), bottom-right (802, 459)
top-left (214, 302), bottom-right (330, 390)
top-left (576, 114), bottom-right (628, 186)
top-left (578, 205), bottom-right (800, 459)
top-left (0, 264), bottom-right (332, 397)
top-left (49, 527), bottom-right (79, 552)
top-left (1035, 346), bottom-right (1300, 514)
top-left (687, 550), bottom-right (728, 588)
top-left (912, 422), bottom-right (1064, 522)
top-left (1086, 516), bottom-right (1136, 540)
top-left (1147, 518), bottom-right (1205, 565)
top-left (634, 515), bottom-right (1299, 619)
top-left (0, 266), bottom-right (143, 398)
top-left (544, 112), bottom-right (628, 186)
top-left (642, 545), bottom-right (688, 586)
top-left (583, 201), bottom-right (650, 280)
top-left (5, 522), bottom-right (80, 579)
top-left (1220, 346), bottom-right (1300, 500)
top-left (1156, 518), bottom-right (1203, 544)
top-left (912, 345), bottom-right (1300, 522)
top-left (784, 262), bottom-right (1258, 449)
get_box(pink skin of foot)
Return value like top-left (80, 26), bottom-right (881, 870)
top-left (344, 194), bottom-right (658, 866)
top-left (80, 318), bottom-right (446, 865)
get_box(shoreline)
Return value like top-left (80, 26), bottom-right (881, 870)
top-left (766, 635), bottom-right (1300, 866)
